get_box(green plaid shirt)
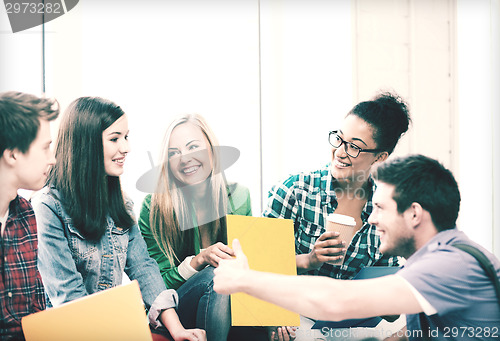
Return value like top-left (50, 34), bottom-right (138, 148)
top-left (263, 163), bottom-right (400, 279)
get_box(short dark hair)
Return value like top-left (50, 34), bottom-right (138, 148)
top-left (48, 96), bottom-right (133, 241)
top-left (348, 91), bottom-right (411, 155)
top-left (373, 154), bottom-right (461, 231)
top-left (0, 91), bottom-right (59, 155)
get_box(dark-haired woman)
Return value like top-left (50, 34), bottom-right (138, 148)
top-left (32, 97), bottom-right (206, 341)
top-left (263, 92), bottom-right (411, 340)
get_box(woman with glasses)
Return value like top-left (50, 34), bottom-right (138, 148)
top-left (262, 92), bottom-right (410, 340)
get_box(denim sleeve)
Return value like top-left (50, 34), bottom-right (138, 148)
top-left (148, 289), bottom-right (179, 329)
top-left (32, 193), bottom-right (89, 306)
top-left (124, 222), bottom-right (178, 312)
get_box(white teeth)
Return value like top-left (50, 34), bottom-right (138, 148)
top-left (335, 159), bottom-right (350, 167)
top-left (113, 159), bottom-right (124, 164)
top-left (183, 166), bottom-right (199, 174)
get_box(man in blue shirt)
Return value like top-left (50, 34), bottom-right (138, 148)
top-left (214, 154), bottom-right (500, 341)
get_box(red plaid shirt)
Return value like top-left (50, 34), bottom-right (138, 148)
top-left (1, 196), bottom-right (45, 341)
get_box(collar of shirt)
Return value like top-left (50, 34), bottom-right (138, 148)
top-left (0, 208), bottom-right (8, 237)
top-left (403, 228), bottom-right (465, 269)
top-left (321, 163), bottom-right (376, 227)
top-left (1, 196), bottom-right (23, 238)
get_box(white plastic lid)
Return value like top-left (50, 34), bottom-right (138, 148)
top-left (326, 213), bottom-right (356, 226)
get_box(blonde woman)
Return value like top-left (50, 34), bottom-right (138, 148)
top-left (139, 114), bottom-right (252, 341)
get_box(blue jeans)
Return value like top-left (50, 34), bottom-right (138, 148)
top-left (176, 266), bottom-right (230, 341)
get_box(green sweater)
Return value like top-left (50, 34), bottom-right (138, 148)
top-left (138, 182), bottom-right (252, 290)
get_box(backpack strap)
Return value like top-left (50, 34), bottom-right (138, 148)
top-left (419, 312), bottom-right (431, 341)
top-left (453, 243), bottom-right (500, 304)
top-left (419, 242), bottom-right (500, 340)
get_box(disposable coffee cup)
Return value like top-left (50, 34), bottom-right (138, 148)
top-left (325, 213), bottom-right (356, 265)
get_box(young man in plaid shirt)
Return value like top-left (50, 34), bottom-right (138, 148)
top-left (0, 92), bottom-right (59, 340)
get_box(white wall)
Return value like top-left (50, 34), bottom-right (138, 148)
top-left (41, 0), bottom-right (352, 217)
top-left (493, 0), bottom-right (500, 258)
top-left (352, 0), bottom-right (456, 168)
top-left (43, 0), bottom-right (262, 216)
top-left (1, 8), bottom-right (43, 200)
top-left (260, 0), bottom-right (352, 208)
top-left (0, 9), bottom-right (43, 94)
top-left (457, 0), bottom-right (499, 255)
top-left (352, 0), bottom-right (499, 256)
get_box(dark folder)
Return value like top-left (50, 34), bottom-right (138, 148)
top-left (312, 266), bottom-right (400, 329)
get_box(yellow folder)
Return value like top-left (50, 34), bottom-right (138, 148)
top-left (22, 280), bottom-right (152, 341)
top-left (226, 215), bottom-right (300, 326)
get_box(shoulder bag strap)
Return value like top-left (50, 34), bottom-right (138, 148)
top-left (419, 243), bottom-right (500, 340)
top-left (453, 242), bottom-right (500, 304)
top-left (419, 312), bottom-right (432, 341)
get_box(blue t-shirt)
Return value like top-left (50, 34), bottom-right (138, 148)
top-left (398, 229), bottom-right (500, 340)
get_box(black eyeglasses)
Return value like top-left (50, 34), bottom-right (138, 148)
top-left (328, 131), bottom-right (383, 158)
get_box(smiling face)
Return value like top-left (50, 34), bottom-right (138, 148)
top-left (168, 122), bottom-right (213, 186)
top-left (368, 181), bottom-right (416, 258)
top-left (330, 115), bottom-right (386, 183)
top-left (102, 115), bottom-right (130, 177)
top-left (15, 118), bottom-right (56, 191)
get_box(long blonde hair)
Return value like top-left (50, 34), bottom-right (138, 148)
top-left (150, 114), bottom-right (228, 266)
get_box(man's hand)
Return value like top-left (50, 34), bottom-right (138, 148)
top-left (213, 239), bottom-right (250, 295)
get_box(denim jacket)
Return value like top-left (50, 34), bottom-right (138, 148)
top-left (31, 187), bottom-right (177, 328)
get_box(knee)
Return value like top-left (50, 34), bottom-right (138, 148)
top-left (197, 267), bottom-right (229, 303)
top-left (197, 266), bottom-right (217, 285)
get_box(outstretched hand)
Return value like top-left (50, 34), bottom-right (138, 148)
top-left (213, 239), bottom-right (250, 295)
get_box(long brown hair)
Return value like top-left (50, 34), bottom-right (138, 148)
top-left (150, 114), bottom-right (228, 266)
top-left (48, 97), bottom-right (134, 241)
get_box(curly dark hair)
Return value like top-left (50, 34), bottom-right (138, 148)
top-left (347, 91), bottom-right (411, 155)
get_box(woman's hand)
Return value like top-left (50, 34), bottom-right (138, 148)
top-left (268, 326), bottom-right (296, 341)
top-left (171, 328), bottom-right (206, 341)
top-left (191, 242), bottom-right (235, 270)
top-left (297, 231), bottom-right (345, 272)
top-left (160, 308), bottom-right (206, 341)
top-left (307, 231), bottom-right (346, 268)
